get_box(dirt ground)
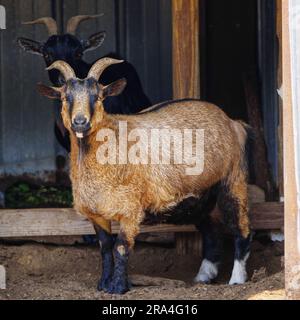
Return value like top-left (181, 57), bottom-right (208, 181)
top-left (0, 235), bottom-right (285, 300)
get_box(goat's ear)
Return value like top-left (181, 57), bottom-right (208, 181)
top-left (82, 31), bottom-right (106, 53)
top-left (37, 83), bottom-right (62, 100)
top-left (17, 37), bottom-right (43, 56)
top-left (101, 78), bottom-right (127, 99)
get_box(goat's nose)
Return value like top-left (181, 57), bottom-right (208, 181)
top-left (74, 115), bottom-right (88, 126)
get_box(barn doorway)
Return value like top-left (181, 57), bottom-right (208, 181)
top-left (200, 0), bottom-right (280, 200)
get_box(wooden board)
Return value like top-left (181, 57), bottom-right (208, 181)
top-left (0, 203), bottom-right (284, 238)
top-left (172, 0), bottom-right (200, 99)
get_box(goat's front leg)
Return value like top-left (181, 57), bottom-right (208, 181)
top-left (94, 223), bottom-right (115, 292)
top-left (87, 213), bottom-right (115, 292)
top-left (107, 217), bottom-right (141, 295)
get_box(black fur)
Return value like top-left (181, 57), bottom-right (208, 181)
top-left (234, 234), bottom-right (252, 261)
top-left (198, 217), bottom-right (222, 267)
top-left (107, 233), bottom-right (131, 294)
top-left (217, 184), bottom-right (240, 236)
top-left (94, 225), bottom-right (115, 292)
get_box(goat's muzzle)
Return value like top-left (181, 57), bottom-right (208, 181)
top-left (72, 114), bottom-right (91, 139)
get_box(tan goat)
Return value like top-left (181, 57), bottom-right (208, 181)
top-left (38, 58), bottom-right (252, 294)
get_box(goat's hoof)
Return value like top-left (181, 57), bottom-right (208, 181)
top-left (229, 271), bottom-right (247, 285)
top-left (106, 278), bottom-right (130, 295)
top-left (97, 277), bottom-right (112, 292)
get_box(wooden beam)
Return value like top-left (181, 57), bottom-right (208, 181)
top-left (172, 0), bottom-right (200, 99)
top-left (282, 0), bottom-right (300, 300)
top-left (0, 203), bottom-right (283, 238)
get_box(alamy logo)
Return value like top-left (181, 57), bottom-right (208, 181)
top-left (96, 121), bottom-right (205, 176)
top-left (0, 5), bottom-right (6, 30)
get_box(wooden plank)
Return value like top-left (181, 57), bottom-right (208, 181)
top-left (175, 232), bottom-right (202, 256)
top-left (0, 208), bottom-right (196, 237)
top-left (282, 0), bottom-right (300, 300)
top-left (249, 202), bottom-right (284, 231)
top-left (172, 0), bottom-right (200, 99)
top-left (0, 202), bottom-right (284, 238)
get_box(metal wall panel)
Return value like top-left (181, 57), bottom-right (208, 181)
top-left (61, 0), bottom-right (173, 104)
top-left (117, 0), bottom-right (173, 104)
top-left (0, 0), bottom-right (56, 177)
top-left (62, 0), bottom-right (117, 61)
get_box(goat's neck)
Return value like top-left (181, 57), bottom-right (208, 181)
top-left (69, 114), bottom-right (118, 171)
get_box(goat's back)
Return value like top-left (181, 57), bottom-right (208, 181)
top-left (112, 100), bottom-right (246, 208)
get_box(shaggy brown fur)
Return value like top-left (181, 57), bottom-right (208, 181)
top-left (65, 99), bottom-right (250, 246)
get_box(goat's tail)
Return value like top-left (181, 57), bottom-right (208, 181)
top-left (231, 120), bottom-right (255, 179)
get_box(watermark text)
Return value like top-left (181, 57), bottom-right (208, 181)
top-left (96, 121), bottom-right (205, 176)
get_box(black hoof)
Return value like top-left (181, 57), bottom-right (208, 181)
top-left (97, 277), bottom-right (112, 292)
top-left (105, 277), bottom-right (130, 295)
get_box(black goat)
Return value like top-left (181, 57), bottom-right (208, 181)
top-left (18, 15), bottom-right (151, 152)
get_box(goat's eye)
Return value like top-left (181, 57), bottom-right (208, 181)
top-left (44, 53), bottom-right (51, 60)
top-left (75, 52), bottom-right (83, 59)
top-left (65, 94), bottom-right (74, 106)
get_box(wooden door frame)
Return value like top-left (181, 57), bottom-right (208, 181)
top-left (282, 0), bottom-right (300, 300)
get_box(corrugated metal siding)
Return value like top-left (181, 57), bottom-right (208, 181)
top-left (0, 0), bottom-right (172, 178)
top-left (117, 0), bottom-right (172, 104)
top-left (0, 0), bottom-right (56, 177)
top-left (61, 0), bottom-right (172, 104)
top-left (62, 0), bottom-right (117, 59)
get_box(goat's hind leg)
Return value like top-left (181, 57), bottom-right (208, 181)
top-left (193, 187), bottom-right (220, 284)
top-left (218, 177), bottom-right (252, 285)
top-left (194, 217), bottom-right (222, 284)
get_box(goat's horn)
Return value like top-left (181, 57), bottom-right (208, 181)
top-left (46, 61), bottom-right (76, 82)
top-left (88, 58), bottom-right (124, 81)
top-left (66, 14), bottom-right (104, 35)
top-left (22, 17), bottom-right (58, 36)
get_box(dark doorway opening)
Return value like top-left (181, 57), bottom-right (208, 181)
top-left (200, 0), bottom-right (279, 199)
top-left (201, 0), bottom-right (258, 121)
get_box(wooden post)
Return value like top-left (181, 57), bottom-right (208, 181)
top-left (282, 0), bottom-right (300, 300)
top-left (172, 0), bottom-right (200, 99)
top-left (172, 0), bottom-right (201, 255)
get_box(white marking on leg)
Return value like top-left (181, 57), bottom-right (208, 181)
top-left (194, 259), bottom-right (219, 283)
top-left (229, 253), bottom-right (250, 285)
